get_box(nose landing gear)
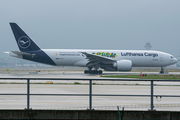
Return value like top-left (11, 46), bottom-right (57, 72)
top-left (159, 67), bottom-right (164, 74)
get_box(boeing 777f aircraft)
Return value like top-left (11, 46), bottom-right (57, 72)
top-left (6, 23), bottom-right (177, 74)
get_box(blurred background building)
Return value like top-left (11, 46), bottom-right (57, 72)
top-left (144, 42), bottom-right (152, 50)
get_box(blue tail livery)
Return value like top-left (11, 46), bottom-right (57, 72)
top-left (10, 23), bottom-right (41, 52)
top-left (9, 23), bottom-right (56, 66)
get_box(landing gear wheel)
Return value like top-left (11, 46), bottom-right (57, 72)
top-left (84, 70), bottom-right (103, 74)
top-left (160, 71), bottom-right (164, 74)
top-left (98, 70), bottom-right (102, 74)
top-left (90, 70), bottom-right (96, 74)
top-left (159, 67), bottom-right (164, 74)
top-left (84, 70), bottom-right (89, 74)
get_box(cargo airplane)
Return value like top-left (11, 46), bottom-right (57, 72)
top-left (6, 23), bottom-right (177, 74)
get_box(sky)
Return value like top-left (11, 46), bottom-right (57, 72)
top-left (0, 0), bottom-right (180, 57)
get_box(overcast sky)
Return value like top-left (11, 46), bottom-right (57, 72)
top-left (0, 0), bottom-right (180, 57)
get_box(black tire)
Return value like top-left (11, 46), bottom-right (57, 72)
top-left (85, 70), bottom-right (102, 74)
top-left (84, 70), bottom-right (89, 74)
top-left (89, 70), bottom-right (97, 74)
top-left (98, 70), bottom-right (102, 74)
top-left (89, 70), bottom-right (93, 74)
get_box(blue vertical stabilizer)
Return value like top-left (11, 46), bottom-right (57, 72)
top-left (10, 23), bottom-right (41, 52)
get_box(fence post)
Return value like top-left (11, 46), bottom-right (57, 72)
top-left (89, 79), bottom-right (92, 110)
top-left (27, 79), bottom-right (30, 109)
top-left (151, 80), bottom-right (154, 110)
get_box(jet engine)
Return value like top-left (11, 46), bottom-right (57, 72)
top-left (113, 60), bottom-right (132, 71)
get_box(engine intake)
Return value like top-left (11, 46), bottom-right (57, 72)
top-left (113, 60), bottom-right (132, 71)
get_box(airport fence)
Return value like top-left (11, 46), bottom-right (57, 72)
top-left (0, 77), bottom-right (180, 111)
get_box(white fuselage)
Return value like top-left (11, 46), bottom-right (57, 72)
top-left (43, 49), bottom-right (177, 67)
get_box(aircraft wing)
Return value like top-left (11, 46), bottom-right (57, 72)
top-left (81, 52), bottom-right (115, 64)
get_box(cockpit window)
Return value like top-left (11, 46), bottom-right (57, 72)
top-left (171, 56), bottom-right (173, 58)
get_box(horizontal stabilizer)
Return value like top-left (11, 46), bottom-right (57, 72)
top-left (11, 51), bottom-right (33, 56)
top-left (4, 51), bottom-right (10, 54)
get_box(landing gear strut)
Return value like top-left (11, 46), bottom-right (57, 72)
top-left (159, 67), bottom-right (164, 74)
top-left (84, 70), bottom-right (103, 74)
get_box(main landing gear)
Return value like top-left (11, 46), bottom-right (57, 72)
top-left (84, 70), bottom-right (103, 74)
top-left (159, 67), bottom-right (164, 74)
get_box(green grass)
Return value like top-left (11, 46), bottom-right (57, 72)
top-left (103, 74), bottom-right (180, 80)
top-left (74, 82), bottom-right (81, 84)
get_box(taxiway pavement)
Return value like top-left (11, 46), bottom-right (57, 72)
top-left (0, 71), bottom-right (180, 111)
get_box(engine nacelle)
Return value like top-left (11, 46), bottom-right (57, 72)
top-left (113, 60), bottom-right (132, 71)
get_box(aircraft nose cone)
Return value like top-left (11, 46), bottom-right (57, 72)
top-left (174, 58), bottom-right (178, 63)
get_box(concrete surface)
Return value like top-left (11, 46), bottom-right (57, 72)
top-left (1, 71), bottom-right (180, 85)
top-left (0, 84), bottom-right (180, 111)
top-left (0, 71), bottom-right (180, 111)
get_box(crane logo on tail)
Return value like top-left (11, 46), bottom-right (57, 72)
top-left (18, 36), bottom-right (31, 49)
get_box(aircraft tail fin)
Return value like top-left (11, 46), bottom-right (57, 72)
top-left (9, 23), bottom-right (41, 52)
